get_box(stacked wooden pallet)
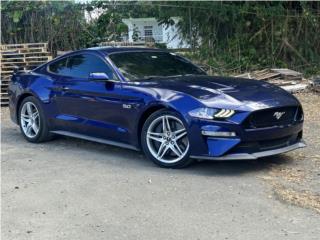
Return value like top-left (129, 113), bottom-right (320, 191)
top-left (0, 43), bottom-right (52, 106)
top-left (235, 68), bottom-right (308, 93)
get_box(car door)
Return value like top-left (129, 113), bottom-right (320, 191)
top-left (51, 53), bottom-right (134, 143)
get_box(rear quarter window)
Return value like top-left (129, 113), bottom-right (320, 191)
top-left (48, 58), bottom-right (69, 75)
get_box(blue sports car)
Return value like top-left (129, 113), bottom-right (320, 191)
top-left (8, 47), bottom-right (305, 168)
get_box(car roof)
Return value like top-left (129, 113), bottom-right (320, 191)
top-left (51, 47), bottom-right (168, 61)
top-left (33, 47), bottom-right (169, 72)
top-left (87, 46), bottom-right (167, 55)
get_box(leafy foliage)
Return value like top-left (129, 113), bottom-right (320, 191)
top-left (1, 1), bottom-right (91, 54)
top-left (1, 1), bottom-right (319, 75)
top-left (155, 1), bottom-right (320, 75)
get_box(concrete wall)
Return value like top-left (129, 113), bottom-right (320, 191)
top-left (162, 18), bottom-right (189, 49)
top-left (122, 17), bottom-right (190, 49)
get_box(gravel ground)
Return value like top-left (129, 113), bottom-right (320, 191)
top-left (1, 92), bottom-right (320, 240)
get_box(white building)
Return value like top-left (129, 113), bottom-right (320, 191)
top-left (122, 17), bottom-right (189, 49)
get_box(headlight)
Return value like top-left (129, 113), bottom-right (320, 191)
top-left (188, 108), bottom-right (217, 120)
top-left (188, 108), bottom-right (235, 120)
top-left (214, 109), bottom-right (235, 118)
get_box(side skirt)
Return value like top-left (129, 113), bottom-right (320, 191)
top-left (50, 130), bottom-right (140, 151)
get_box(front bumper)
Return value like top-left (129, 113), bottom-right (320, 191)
top-left (191, 141), bottom-right (306, 160)
top-left (187, 112), bottom-right (304, 159)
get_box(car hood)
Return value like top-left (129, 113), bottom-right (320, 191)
top-left (132, 75), bottom-right (299, 111)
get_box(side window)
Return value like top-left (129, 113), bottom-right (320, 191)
top-left (48, 58), bottom-right (69, 75)
top-left (67, 54), bottom-right (115, 79)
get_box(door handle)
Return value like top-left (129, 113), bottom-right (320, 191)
top-left (51, 85), bottom-right (69, 92)
top-left (56, 86), bottom-right (69, 91)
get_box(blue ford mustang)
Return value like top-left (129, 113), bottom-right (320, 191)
top-left (8, 47), bottom-right (305, 168)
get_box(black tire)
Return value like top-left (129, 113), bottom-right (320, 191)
top-left (18, 96), bottom-right (53, 143)
top-left (141, 109), bottom-right (194, 168)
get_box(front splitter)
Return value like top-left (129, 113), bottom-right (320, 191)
top-left (190, 141), bottom-right (306, 161)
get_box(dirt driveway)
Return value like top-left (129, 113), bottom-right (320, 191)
top-left (1, 93), bottom-right (320, 240)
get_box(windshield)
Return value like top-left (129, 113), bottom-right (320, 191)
top-left (108, 51), bottom-right (206, 81)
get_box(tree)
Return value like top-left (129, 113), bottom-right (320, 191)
top-left (1, 1), bottom-right (90, 53)
top-left (154, 1), bottom-right (320, 75)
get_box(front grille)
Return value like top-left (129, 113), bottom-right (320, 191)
top-left (245, 106), bottom-right (299, 128)
top-left (229, 132), bottom-right (302, 154)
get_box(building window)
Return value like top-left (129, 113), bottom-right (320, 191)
top-left (144, 26), bottom-right (153, 37)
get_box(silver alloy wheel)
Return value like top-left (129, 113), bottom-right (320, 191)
top-left (20, 102), bottom-right (40, 138)
top-left (146, 115), bottom-right (189, 164)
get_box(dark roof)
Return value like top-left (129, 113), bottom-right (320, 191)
top-left (48, 47), bottom-right (168, 62)
top-left (88, 46), bottom-right (166, 55)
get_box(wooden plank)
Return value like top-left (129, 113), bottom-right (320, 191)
top-left (281, 83), bottom-right (308, 93)
top-left (1, 61), bottom-right (25, 65)
top-left (1, 55), bottom-right (51, 60)
top-left (1, 80), bottom-right (12, 84)
top-left (1, 59), bottom-right (51, 65)
top-left (1, 79), bottom-right (13, 83)
top-left (20, 48), bottom-right (47, 53)
top-left (271, 68), bottom-right (302, 77)
top-left (253, 69), bottom-right (270, 75)
top-left (1, 75), bottom-right (13, 79)
top-left (1, 50), bottom-right (50, 55)
top-left (254, 72), bottom-right (281, 80)
top-left (2, 60), bottom-right (49, 67)
top-left (2, 65), bottom-right (25, 69)
top-left (1, 47), bottom-right (46, 53)
top-left (1, 102), bottom-right (9, 107)
top-left (0, 53), bottom-right (24, 57)
top-left (234, 73), bottom-right (252, 79)
top-left (0, 42), bottom-right (47, 49)
top-left (1, 52), bottom-right (51, 57)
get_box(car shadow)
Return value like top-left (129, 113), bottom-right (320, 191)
top-left (48, 135), bottom-right (295, 176)
top-left (186, 155), bottom-right (293, 177)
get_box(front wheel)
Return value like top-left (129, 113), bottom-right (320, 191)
top-left (141, 109), bottom-right (193, 168)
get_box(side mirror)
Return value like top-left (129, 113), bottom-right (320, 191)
top-left (89, 72), bottom-right (109, 81)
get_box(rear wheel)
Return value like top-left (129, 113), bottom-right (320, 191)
top-left (141, 109), bottom-right (193, 168)
top-left (19, 96), bottom-right (53, 143)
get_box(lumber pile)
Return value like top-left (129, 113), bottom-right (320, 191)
top-left (0, 43), bottom-right (52, 106)
top-left (309, 77), bottom-right (320, 93)
top-left (235, 68), bottom-right (308, 93)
